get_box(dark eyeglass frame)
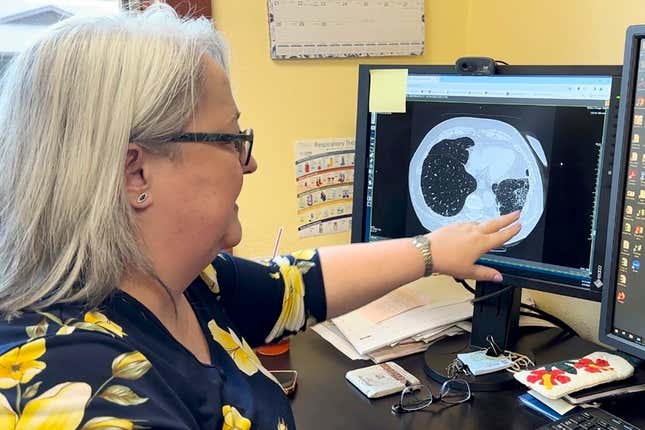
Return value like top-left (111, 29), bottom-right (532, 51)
top-left (168, 128), bottom-right (254, 166)
top-left (391, 379), bottom-right (472, 414)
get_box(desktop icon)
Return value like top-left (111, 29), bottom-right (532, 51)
top-left (634, 133), bottom-right (641, 143)
top-left (627, 190), bottom-right (636, 199)
top-left (629, 169), bottom-right (638, 180)
top-left (625, 222), bottom-right (632, 233)
top-left (623, 239), bottom-right (631, 250)
top-left (626, 205), bottom-right (634, 215)
top-left (634, 243), bottom-right (643, 253)
top-left (621, 257), bottom-right (629, 267)
top-left (639, 97), bottom-right (645, 107)
top-left (633, 152), bottom-right (640, 162)
top-left (618, 291), bottom-right (626, 304)
top-left (635, 115), bottom-right (644, 126)
top-left (636, 225), bottom-right (644, 235)
top-left (619, 274), bottom-right (627, 284)
top-left (640, 190), bottom-right (645, 199)
top-left (632, 260), bottom-right (641, 272)
top-left (641, 171), bottom-right (645, 182)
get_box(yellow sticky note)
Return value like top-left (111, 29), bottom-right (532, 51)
top-left (369, 69), bottom-right (408, 113)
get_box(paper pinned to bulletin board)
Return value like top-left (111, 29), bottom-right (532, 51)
top-left (295, 138), bottom-right (355, 238)
top-left (268, 0), bottom-right (425, 59)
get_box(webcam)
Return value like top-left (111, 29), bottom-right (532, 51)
top-left (455, 57), bottom-right (497, 76)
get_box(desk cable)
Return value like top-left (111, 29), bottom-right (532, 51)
top-left (454, 278), bottom-right (580, 338)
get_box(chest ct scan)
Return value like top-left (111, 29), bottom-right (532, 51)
top-left (408, 117), bottom-right (547, 247)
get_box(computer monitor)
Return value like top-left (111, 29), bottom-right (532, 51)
top-left (353, 65), bottom-right (621, 297)
top-left (601, 25), bottom-right (645, 362)
top-left (352, 65), bottom-right (622, 387)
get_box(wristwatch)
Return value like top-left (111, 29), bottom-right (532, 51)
top-left (412, 235), bottom-right (433, 277)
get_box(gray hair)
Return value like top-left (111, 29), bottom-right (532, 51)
top-left (0, 4), bottom-right (229, 317)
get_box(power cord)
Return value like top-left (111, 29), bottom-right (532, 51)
top-left (454, 278), bottom-right (580, 337)
top-left (520, 304), bottom-right (579, 337)
top-left (456, 278), bottom-right (514, 304)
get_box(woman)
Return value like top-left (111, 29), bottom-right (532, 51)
top-left (0, 5), bottom-right (520, 430)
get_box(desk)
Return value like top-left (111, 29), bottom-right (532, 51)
top-left (260, 329), bottom-right (645, 430)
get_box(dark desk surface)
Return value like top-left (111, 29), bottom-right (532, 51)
top-left (260, 329), bottom-right (645, 430)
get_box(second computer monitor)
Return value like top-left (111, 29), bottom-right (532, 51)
top-left (601, 25), bottom-right (645, 361)
top-left (352, 65), bottom-right (622, 300)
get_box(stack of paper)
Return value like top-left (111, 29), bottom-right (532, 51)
top-left (312, 279), bottom-right (473, 363)
top-left (311, 279), bottom-right (556, 363)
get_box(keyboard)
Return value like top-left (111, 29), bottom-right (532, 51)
top-left (537, 408), bottom-right (640, 430)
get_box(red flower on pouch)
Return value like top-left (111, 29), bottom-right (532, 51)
top-left (526, 369), bottom-right (571, 390)
top-left (573, 358), bottom-right (613, 373)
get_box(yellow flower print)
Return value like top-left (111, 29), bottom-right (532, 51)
top-left (111, 351), bottom-right (151, 380)
top-left (200, 264), bottom-right (220, 294)
top-left (84, 311), bottom-right (125, 337)
top-left (222, 405), bottom-right (251, 430)
top-left (277, 418), bottom-right (288, 430)
top-left (0, 382), bottom-right (91, 430)
top-left (0, 338), bottom-right (46, 389)
top-left (81, 416), bottom-right (142, 429)
top-left (56, 325), bottom-right (76, 335)
top-left (290, 249), bottom-right (316, 260)
top-left (264, 256), bottom-right (306, 343)
top-left (25, 319), bottom-right (48, 340)
top-left (208, 320), bottom-right (280, 386)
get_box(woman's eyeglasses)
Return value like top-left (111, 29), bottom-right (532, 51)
top-left (168, 128), bottom-right (254, 166)
top-left (391, 379), bottom-right (472, 414)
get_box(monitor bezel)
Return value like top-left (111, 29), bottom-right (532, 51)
top-left (600, 26), bottom-right (645, 360)
top-left (352, 64), bottom-right (623, 301)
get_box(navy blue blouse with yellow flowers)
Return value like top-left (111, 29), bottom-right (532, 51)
top-left (0, 250), bottom-right (325, 430)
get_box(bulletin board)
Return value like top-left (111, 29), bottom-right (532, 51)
top-left (268, 0), bottom-right (425, 59)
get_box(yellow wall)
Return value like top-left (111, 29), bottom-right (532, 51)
top-left (212, 1), bottom-right (645, 341)
top-left (465, 0), bottom-right (645, 65)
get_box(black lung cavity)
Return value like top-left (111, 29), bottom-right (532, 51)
top-left (421, 137), bottom-right (477, 217)
top-left (492, 178), bottom-right (529, 215)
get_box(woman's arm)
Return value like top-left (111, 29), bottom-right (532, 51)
top-left (318, 211), bottom-right (521, 318)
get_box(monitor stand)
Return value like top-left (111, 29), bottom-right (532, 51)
top-left (423, 281), bottom-right (594, 391)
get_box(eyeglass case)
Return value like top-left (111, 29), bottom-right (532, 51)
top-left (346, 362), bottom-right (420, 399)
top-left (513, 352), bottom-right (634, 400)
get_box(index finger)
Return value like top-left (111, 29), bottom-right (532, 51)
top-left (486, 222), bottom-right (522, 250)
top-left (478, 211), bottom-right (521, 234)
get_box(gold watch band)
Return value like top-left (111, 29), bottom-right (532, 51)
top-left (412, 235), bottom-right (433, 277)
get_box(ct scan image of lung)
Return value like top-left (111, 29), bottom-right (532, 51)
top-left (408, 117), bottom-right (547, 246)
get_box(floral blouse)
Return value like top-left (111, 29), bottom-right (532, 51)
top-left (0, 249), bottom-right (326, 430)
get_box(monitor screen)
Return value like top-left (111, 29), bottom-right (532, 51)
top-left (603, 32), bottom-right (645, 359)
top-left (353, 66), bottom-right (621, 299)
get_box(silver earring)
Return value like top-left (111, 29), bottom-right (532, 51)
top-left (136, 192), bottom-right (148, 204)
